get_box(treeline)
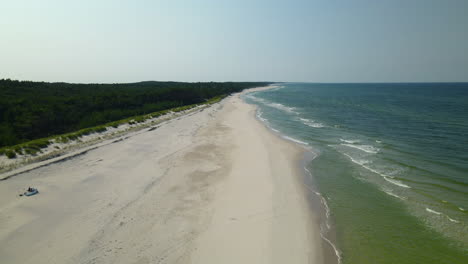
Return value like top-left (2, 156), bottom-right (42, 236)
top-left (0, 79), bottom-right (269, 148)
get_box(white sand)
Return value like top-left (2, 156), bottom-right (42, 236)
top-left (0, 105), bottom-right (207, 173)
top-left (0, 89), bottom-right (324, 264)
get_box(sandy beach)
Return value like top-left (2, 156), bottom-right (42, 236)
top-left (0, 88), bottom-right (324, 264)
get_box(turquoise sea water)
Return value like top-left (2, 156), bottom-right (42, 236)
top-left (244, 83), bottom-right (468, 264)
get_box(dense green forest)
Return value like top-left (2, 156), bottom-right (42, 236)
top-left (0, 79), bottom-right (270, 148)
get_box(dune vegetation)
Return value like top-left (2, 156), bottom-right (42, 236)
top-left (0, 79), bottom-right (269, 157)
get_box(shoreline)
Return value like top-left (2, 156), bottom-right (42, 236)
top-left (189, 88), bottom-right (328, 263)
top-left (0, 85), bottom-right (332, 264)
top-left (243, 86), bottom-right (340, 264)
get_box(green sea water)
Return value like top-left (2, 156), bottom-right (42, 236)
top-left (244, 83), bottom-right (468, 264)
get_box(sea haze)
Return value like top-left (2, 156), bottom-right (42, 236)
top-left (244, 83), bottom-right (468, 264)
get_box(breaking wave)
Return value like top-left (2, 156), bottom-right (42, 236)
top-left (245, 93), bottom-right (298, 114)
top-left (341, 143), bottom-right (379, 154)
top-left (384, 177), bottom-right (411, 188)
top-left (340, 139), bottom-right (360, 144)
top-left (426, 207), bottom-right (442, 215)
top-left (264, 102), bottom-right (298, 114)
top-left (320, 234), bottom-right (342, 264)
top-left (298, 117), bottom-right (325, 128)
top-left (383, 189), bottom-right (406, 200)
top-left (425, 208), bottom-right (460, 224)
top-left (281, 135), bottom-right (309, 145)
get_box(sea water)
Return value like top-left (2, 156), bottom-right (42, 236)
top-left (243, 83), bottom-right (468, 264)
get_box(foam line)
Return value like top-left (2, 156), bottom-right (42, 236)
top-left (340, 152), bottom-right (412, 189)
top-left (384, 177), bottom-right (411, 188)
top-left (341, 143), bottom-right (379, 154)
top-left (320, 233), bottom-right (342, 264)
top-left (282, 136), bottom-right (309, 145)
top-left (383, 190), bottom-right (406, 200)
top-left (298, 117), bottom-right (325, 128)
top-left (426, 208), bottom-right (441, 215)
top-left (340, 139), bottom-right (360, 144)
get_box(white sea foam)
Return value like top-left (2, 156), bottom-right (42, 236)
top-left (459, 207), bottom-right (465, 211)
top-left (342, 150), bottom-right (406, 184)
top-left (313, 190), bottom-right (331, 229)
top-left (282, 136), bottom-right (309, 145)
top-left (384, 177), bottom-right (411, 188)
top-left (304, 167), bottom-right (314, 178)
top-left (341, 152), bottom-right (411, 190)
top-left (265, 102), bottom-right (298, 114)
top-left (320, 196), bottom-right (331, 220)
top-left (266, 85), bottom-right (285, 92)
top-left (340, 139), bottom-right (360, 144)
top-left (247, 94), bottom-right (299, 114)
top-left (383, 189), bottom-right (406, 200)
top-left (298, 117), bottom-right (325, 128)
top-left (320, 233), bottom-right (342, 264)
top-left (426, 208), bottom-right (442, 215)
top-left (341, 152), bottom-right (371, 166)
top-left (425, 208), bottom-right (460, 223)
top-left (256, 110), bottom-right (268, 123)
top-left (341, 143), bottom-right (379, 154)
top-left (246, 94), bottom-right (267, 104)
top-left (303, 168), bottom-right (331, 229)
top-left (256, 110), bottom-right (285, 136)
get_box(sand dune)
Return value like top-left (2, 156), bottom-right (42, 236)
top-left (0, 89), bottom-right (323, 264)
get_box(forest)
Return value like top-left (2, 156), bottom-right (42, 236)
top-left (0, 79), bottom-right (270, 148)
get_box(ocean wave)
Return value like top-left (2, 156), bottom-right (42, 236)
top-left (281, 135), bottom-right (309, 145)
top-left (245, 94), bottom-right (299, 114)
top-left (264, 102), bottom-right (299, 114)
top-left (256, 110), bottom-right (285, 136)
top-left (425, 208), bottom-right (460, 224)
top-left (311, 189), bottom-right (331, 229)
top-left (320, 196), bottom-right (331, 221)
top-left (303, 167), bottom-right (332, 230)
top-left (384, 177), bottom-right (411, 188)
top-left (304, 166), bottom-right (341, 264)
top-left (448, 217), bottom-right (460, 223)
top-left (298, 117), bottom-right (325, 128)
top-left (246, 94), bottom-right (299, 114)
top-left (426, 208), bottom-right (442, 215)
top-left (245, 94), bottom-right (266, 104)
top-left (459, 207), bottom-right (465, 211)
top-left (383, 189), bottom-right (407, 200)
top-left (256, 110), bottom-right (268, 123)
top-left (340, 138), bottom-right (360, 144)
top-left (266, 85), bottom-right (285, 92)
top-left (341, 143), bottom-right (379, 154)
top-left (320, 233), bottom-right (342, 264)
top-left (340, 152), bottom-right (412, 189)
top-left (341, 152), bottom-right (371, 166)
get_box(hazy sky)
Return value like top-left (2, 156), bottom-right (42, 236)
top-left (1, 0), bottom-right (467, 83)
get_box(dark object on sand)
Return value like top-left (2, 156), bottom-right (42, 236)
top-left (24, 187), bottom-right (39, 196)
